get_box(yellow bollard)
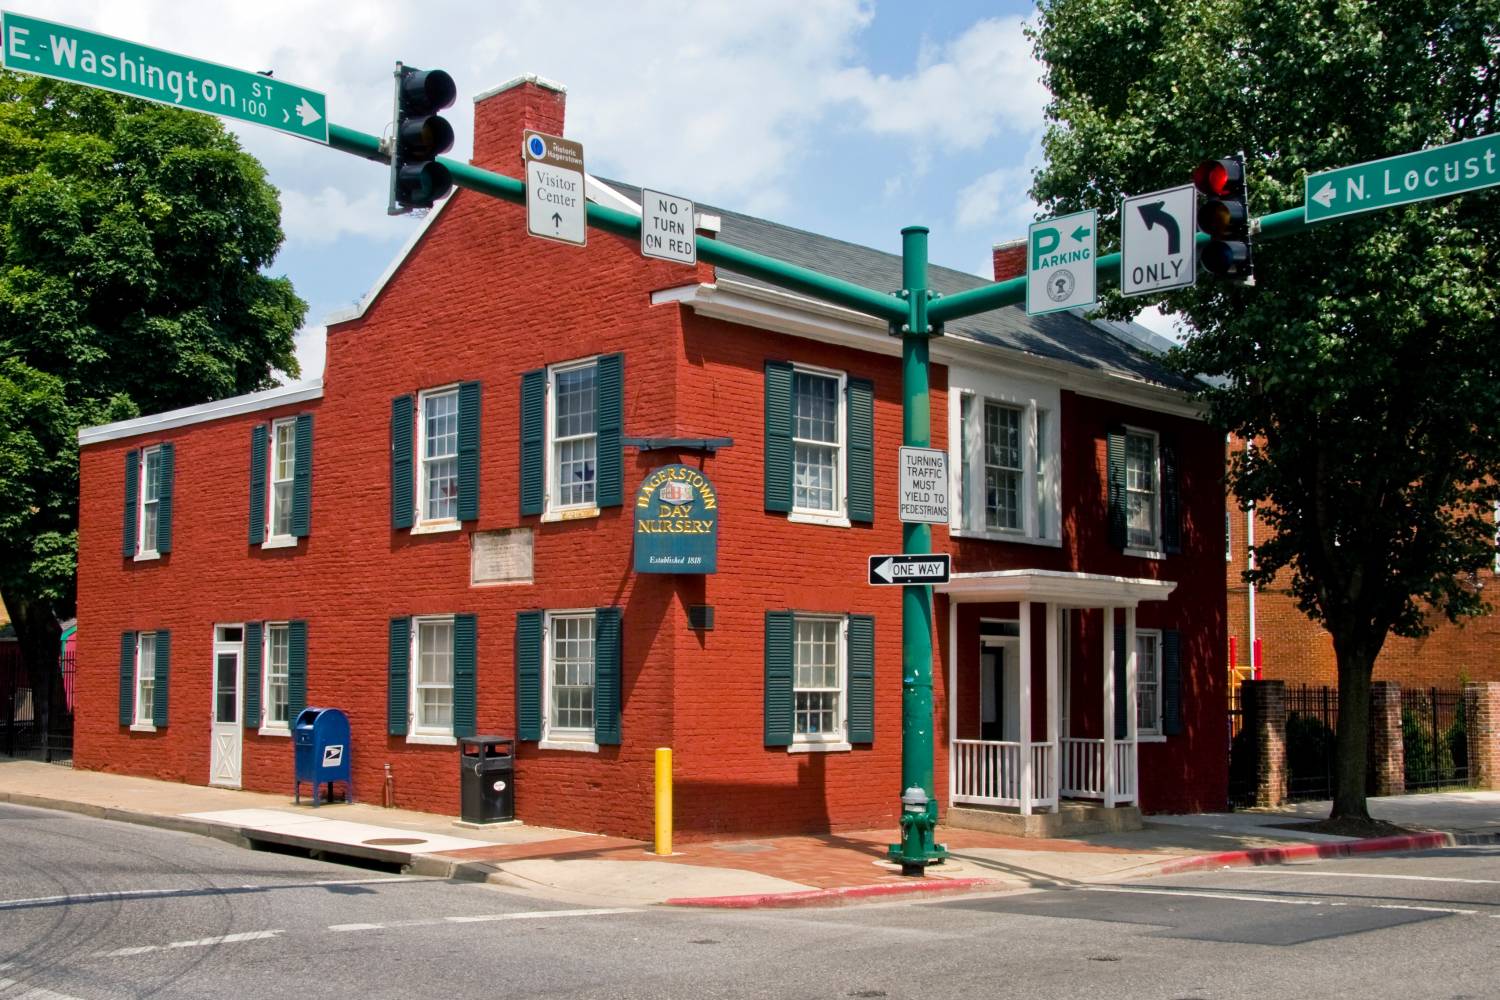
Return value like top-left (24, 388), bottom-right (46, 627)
top-left (654, 747), bottom-right (673, 856)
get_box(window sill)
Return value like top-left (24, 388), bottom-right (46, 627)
top-left (132, 551), bottom-right (160, 563)
top-left (1137, 734), bottom-right (1167, 743)
top-left (406, 733), bottom-right (457, 746)
top-left (538, 738), bottom-right (600, 753)
top-left (258, 726), bottom-right (291, 738)
top-left (1123, 546), bottom-right (1166, 561)
top-left (129, 722), bottom-right (157, 733)
top-left (788, 740), bottom-right (852, 754)
top-left (261, 536), bottom-right (299, 550)
top-left (411, 520), bottom-right (463, 536)
top-left (787, 511), bottom-right (851, 529)
top-left (949, 528), bottom-right (1062, 548)
top-left (541, 506), bottom-right (600, 524)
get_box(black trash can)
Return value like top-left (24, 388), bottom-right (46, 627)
top-left (459, 735), bottom-right (514, 824)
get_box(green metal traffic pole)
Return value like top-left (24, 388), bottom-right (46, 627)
top-left (890, 226), bottom-right (946, 875)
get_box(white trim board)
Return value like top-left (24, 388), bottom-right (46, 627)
top-left (78, 380), bottom-right (324, 446)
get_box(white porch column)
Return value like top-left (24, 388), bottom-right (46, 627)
top-left (1045, 601), bottom-right (1059, 813)
top-left (1018, 600), bottom-right (1033, 816)
top-left (1102, 606), bottom-right (1116, 808)
top-left (1125, 605), bottom-right (1138, 805)
top-left (947, 598), bottom-right (958, 809)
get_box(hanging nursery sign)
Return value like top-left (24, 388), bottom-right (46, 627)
top-left (633, 465), bottom-right (719, 573)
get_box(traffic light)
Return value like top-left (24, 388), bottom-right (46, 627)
top-left (389, 63), bottom-right (457, 214)
top-left (1191, 156), bottom-right (1252, 280)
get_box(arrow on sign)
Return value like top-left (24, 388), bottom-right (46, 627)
top-left (873, 557), bottom-right (895, 583)
top-left (1311, 180), bottom-right (1336, 209)
top-left (1137, 201), bottom-right (1181, 254)
top-left (551, 211), bottom-right (563, 229)
top-left (1071, 224), bottom-right (1092, 242)
top-left (295, 98), bottom-right (322, 127)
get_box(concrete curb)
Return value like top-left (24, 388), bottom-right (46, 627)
top-left (1156, 830), bottom-right (1496, 875)
top-left (0, 790), bottom-right (252, 849)
top-left (665, 877), bottom-right (1002, 909)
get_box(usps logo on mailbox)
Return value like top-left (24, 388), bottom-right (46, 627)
top-left (322, 744), bottom-right (344, 767)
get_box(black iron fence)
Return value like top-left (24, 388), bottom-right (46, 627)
top-left (1401, 687), bottom-right (1469, 791)
top-left (0, 643), bottom-right (74, 764)
top-left (1285, 684), bottom-right (1338, 802)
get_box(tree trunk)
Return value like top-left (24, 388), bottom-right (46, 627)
top-left (1331, 651), bottom-right (1373, 820)
top-left (6, 594), bottom-right (61, 758)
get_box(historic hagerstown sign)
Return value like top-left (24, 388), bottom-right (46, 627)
top-left (1120, 184), bottom-right (1197, 297)
top-left (634, 465), bottom-right (718, 573)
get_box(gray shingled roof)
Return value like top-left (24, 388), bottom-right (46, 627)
top-left (602, 179), bottom-right (1194, 392)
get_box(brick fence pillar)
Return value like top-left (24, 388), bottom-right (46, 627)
top-left (1367, 681), bottom-right (1405, 797)
top-left (1466, 682), bottom-right (1500, 791)
top-left (1242, 680), bottom-right (1286, 808)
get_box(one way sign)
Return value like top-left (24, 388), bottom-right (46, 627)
top-left (868, 554), bottom-right (951, 586)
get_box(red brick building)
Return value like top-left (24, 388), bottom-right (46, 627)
top-left (74, 77), bottom-right (1228, 841)
top-left (1225, 436), bottom-right (1500, 690)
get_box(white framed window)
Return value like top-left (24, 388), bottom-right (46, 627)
top-left (262, 623), bottom-right (291, 731)
top-left (950, 368), bottom-right (1060, 544)
top-left (418, 387), bottom-right (460, 524)
top-left (410, 616), bottom-right (455, 737)
top-left (793, 614), bottom-right (845, 745)
top-left (1125, 428), bottom-right (1160, 550)
top-left (138, 445), bottom-right (163, 555)
top-left (267, 419), bottom-right (296, 541)
top-left (791, 367), bottom-right (845, 516)
top-left (1135, 629), bottom-right (1162, 737)
top-left (134, 631), bottom-right (157, 729)
top-left (548, 360), bottom-right (598, 513)
top-left (544, 611), bottom-right (596, 744)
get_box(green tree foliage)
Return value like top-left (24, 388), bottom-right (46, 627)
top-left (1030, 0), bottom-right (1500, 817)
top-left (0, 72), bottom-right (305, 724)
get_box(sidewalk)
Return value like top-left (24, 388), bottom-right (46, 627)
top-left (3, 758), bottom-right (1496, 908)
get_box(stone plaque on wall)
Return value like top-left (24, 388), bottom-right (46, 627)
top-left (471, 528), bottom-right (533, 585)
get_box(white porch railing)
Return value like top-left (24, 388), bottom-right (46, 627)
top-left (951, 740), bottom-right (1056, 809)
top-left (1060, 737), bottom-right (1136, 804)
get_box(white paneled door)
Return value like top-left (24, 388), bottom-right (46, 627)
top-left (210, 626), bottom-right (244, 788)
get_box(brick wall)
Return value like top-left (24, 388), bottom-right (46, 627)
top-left (1367, 681), bottom-right (1405, 796)
top-left (1467, 682), bottom-right (1500, 791)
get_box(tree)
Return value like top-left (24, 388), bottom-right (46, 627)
top-left (1029, 0), bottom-right (1500, 819)
top-left (0, 73), bottom-right (305, 743)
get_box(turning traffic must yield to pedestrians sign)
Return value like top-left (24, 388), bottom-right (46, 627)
top-left (1305, 133), bottom-right (1500, 223)
top-left (524, 130), bottom-right (586, 246)
top-left (1120, 184), bottom-right (1196, 298)
top-left (1027, 209), bottom-right (1096, 316)
top-left (868, 554), bottom-right (950, 586)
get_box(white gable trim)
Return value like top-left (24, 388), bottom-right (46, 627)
top-left (78, 380), bottom-right (324, 446)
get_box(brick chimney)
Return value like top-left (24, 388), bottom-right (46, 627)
top-left (993, 238), bottom-right (1026, 282)
top-left (471, 74), bottom-right (566, 178)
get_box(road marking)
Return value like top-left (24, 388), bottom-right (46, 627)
top-left (1372, 903), bottom-right (1478, 915)
top-left (1231, 869), bottom-right (1500, 886)
top-left (1084, 886), bottom-right (1324, 905)
top-left (0, 875), bottom-right (434, 911)
top-left (328, 907), bottom-right (637, 932)
top-left (0, 976), bottom-right (88, 999)
top-left (94, 930), bottom-right (283, 959)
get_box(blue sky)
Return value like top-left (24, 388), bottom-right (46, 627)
top-left (30, 1), bottom-right (1170, 377)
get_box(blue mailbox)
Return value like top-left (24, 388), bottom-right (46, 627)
top-left (293, 707), bottom-right (353, 807)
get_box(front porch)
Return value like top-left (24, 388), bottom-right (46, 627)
top-left (939, 570), bottom-right (1177, 827)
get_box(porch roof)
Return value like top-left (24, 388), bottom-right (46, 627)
top-left (937, 569), bottom-right (1177, 607)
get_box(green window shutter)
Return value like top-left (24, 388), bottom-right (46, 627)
top-left (596, 354), bottom-right (624, 508)
top-left (119, 631), bottom-right (136, 725)
top-left (1161, 438), bottom-right (1181, 555)
top-left (515, 610), bottom-right (542, 741)
top-left (847, 614), bottom-right (875, 744)
top-left (391, 395), bottom-right (414, 530)
top-left (388, 617), bottom-right (410, 736)
top-left (456, 382), bottom-right (481, 522)
top-left (520, 370), bottom-right (545, 516)
top-left (1162, 629), bottom-right (1183, 736)
top-left (243, 621), bottom-right (262, 729)
top-left (764, 610), bottom-right (794, 746)
top-left (1113, 623), bottom-right (1127, 741)
top-left (122, 450), bottom-right (139, 558)
top-left (152, 630), bottom-right (171, 728)
top-left (846, 377), bottom-right (875, 523)
top-left (156, 443), bottom-right (174, 554)
top-left (288, 620), bottom-right (308, 721)
top-left (453, 613), bottom-right (477, 739)
top-left (1106, 427), bottom-right (1127, 549)
top-left (249, 425), bottom-right (268, 545)
top-left (594, 607), bottom-right (622, 745)
top-left (292, 414), bottom-right (314, 538)
top-left (764, 361), bottom-right (793, 513)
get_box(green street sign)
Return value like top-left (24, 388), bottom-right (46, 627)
top-left (1305, 133), bottom-right (1499, 223)
top-left (0, 12), bottom-right (328, 143)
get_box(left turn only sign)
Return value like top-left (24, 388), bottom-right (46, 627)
top-left (524, 130), bottom-right (586, 246)
top-left (1027, 209), bottom-right (1096, 316)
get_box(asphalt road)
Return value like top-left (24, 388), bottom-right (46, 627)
top-left (3, 802), bottom-right (1498, 999)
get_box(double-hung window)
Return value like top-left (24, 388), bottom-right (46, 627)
top-left (550, 361), bottom-right (598, 511)
top-left (419, 388), bottom-right (460, 524)
top-left (545, 611), bottom-right (595, 742)
top-left (264, 623), bottom-right (291, 729)
top-left (135, 632), bottom-right (157, 728)
top-left (1124, 429), bottom-right (1159, 550)
top-left (412, 617), bottom-right (455, 736)
top-left (1135, 630), bottom-right (1162, 737)
top-left (983, 402), bottom-right (1024, 530)
top-left (951, 371), bottom-right (1060, 542)
top-left (268, 419), bottom-right (296, 541)
top-left (793, 615), bottom-right (844, 744)
top-left (139, 446), bottom-right (163, 555)
top-left (792, 369), bottom-right (843, 516)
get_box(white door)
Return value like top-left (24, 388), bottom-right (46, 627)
top-left (209, 627), bottom-right (244, 788)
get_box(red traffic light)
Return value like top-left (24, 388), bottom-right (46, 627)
top-left (1192, 158), bottom-right (1243, 197)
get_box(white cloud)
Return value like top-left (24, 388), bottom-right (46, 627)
top-left (291, 325), bottom-right (326, 381)
top-left (954, 136), bottom-right (1044, 237)
top-left (278, 187), bottom-right (406, 245)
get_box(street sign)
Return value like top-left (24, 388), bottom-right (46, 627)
top-left (1305, 133), bottom-right (1500, 223)
top-left (898, 446), bottom-right (949, 524)
top-left (1120, 184), bottom-right (1196, 297)
top-left (640, 189), bottom-right (696, 265)
top-left (523, 130), bottom-right (586, 246)
top-left (0, 12), bottom-right (328, 143)
top-left (1026, 209), bottom-right (1096, 316)
top-left (868, 554), bottom-right (950, 586)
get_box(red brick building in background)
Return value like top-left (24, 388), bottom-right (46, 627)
top-left (74, 76), bottom-right (1229, 841)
